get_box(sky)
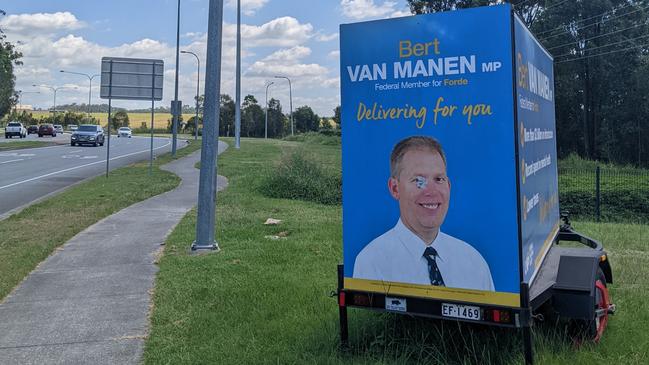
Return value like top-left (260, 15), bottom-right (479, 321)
top-left (2, 0), bottom-right (411, 117)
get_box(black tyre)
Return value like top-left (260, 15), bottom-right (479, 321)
top-left (570, 269), bottom-right (610, 343)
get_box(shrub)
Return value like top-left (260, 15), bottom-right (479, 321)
top-left (282, 131), bottom-right (340, 146)
top-left (259, 150), bottom-right (341, 205)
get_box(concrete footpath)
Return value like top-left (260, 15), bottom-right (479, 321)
top-left (0, 143), bottom-right (228, 364)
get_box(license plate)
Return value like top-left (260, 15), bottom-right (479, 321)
top-left (441, 303), bottom-right (481, 321)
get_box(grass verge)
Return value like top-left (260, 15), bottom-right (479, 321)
top-left (0, 141), bottom-right (57, 151)
top-left (144, 138), bottom-right (648, 364)
top-left (0, 140), bottom-right (201, 301)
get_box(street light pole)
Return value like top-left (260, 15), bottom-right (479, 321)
top-left (172, 0), bottom-right (181, 157)
top-left (234, 0), bottom-right (242, 149)
top-left (59, 70), bottom-right (100, 118)
top-left (32, 84), bottom-right (76, 114)
top-left (265, 81), bottom-right (274, 139)
top-left (274, 76), bottom-right (293, 135)
top-left (181, 50), bottom-right (200, 141)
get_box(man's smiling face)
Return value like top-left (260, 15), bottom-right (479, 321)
top-left (388, 148), bottom-right (450, 243)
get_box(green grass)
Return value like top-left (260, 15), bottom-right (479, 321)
top-left (0, 141), bottom-right (57, 151)
top-left (0, 140), bottom-right (202, 301)
top-left (144, 138), bottom-right (648, 364)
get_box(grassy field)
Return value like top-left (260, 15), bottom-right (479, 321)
top-left (0, 141), bottom-right (201, 301)
top-left (143, 138), bottom-right (648, 364)
top-left (27, 111), bottom-right (196, 130)
top-left (0, 141), bottom-right (57, 151)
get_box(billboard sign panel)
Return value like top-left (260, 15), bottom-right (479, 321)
top-left (513, 16), bottom-right (560, 283)
top-left (341, 5), bottom-right (521, 307)
top-left (100, 57), bottom-right (164, 101)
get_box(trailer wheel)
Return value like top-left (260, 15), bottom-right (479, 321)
top-left (589, 270), bottom-right (611, 342)
top-left (572, 269), bottom-right (610, 343)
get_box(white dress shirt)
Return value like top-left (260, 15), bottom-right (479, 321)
top-left (353, 219), bottom-right (495, 291)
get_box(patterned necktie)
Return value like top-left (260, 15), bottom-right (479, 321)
top-left (423, 247), bottom-right (445, 286)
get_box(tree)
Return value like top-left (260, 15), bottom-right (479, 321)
top-left (408, 1), bottom-right (649, 166)
top-left (292, 105), bottom-right (320, 133)
top-left (241, 94), bottom-right (264, 137)
top-left (332, 105), bottom-right (341, 129)
top-left (267, 98), bottom-right (287, 138)
top-left (111, 110), bottom-right (129, 130)
top-left (219, 94), bottom-right (235, 137)
top-left (185, 115), bottom-right (202, 135)
top-left (0, 10), bottom-right (23, 120)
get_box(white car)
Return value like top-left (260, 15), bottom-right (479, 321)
top-left (117, 127), bottom-right (132, 138)
top-left (5, 121), bottom-right (27, 138)
top-left (53, 125), bottom-right (64, 134)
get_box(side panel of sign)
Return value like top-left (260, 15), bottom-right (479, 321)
top-left (341, 5), bottom-right (520, 307)
top-left (100, 57), bottom-right (164, 101)
top-left (513, 16), bottom-right (560, 283)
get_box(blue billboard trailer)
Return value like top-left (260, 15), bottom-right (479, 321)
top-left (337, 4), bottom-right (615, 363)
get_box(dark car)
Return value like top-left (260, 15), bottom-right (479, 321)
top-left (27, 125), bottom-right (39, 134)
top-left (38, 124), bottom-right (56, 137)
top-left (71, 124), bottom-right (105, 146)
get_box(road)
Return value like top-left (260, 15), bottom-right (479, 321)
top-left (0, 133), bottom-right (179, 218)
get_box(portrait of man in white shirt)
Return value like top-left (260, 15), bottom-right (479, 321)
top-left (353, 136), bottom-right (495, 291)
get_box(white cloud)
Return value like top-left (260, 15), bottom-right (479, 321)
top-left (246, 46), bottom-right (328, 78)
top-left (340, 0), bottom-right (409, 20)
top-left (328, 50), bottom-right (340, 59)
top-left (225, 0), bottom-right (269, 16)
top-left (0, 12), bottom-right (85, 36)
top-left (223, 17), bottom-right (313, 47)
top-left (317, 32), bottom-right (339, 42)
top-left (263, 46), bottom-right (311, 62)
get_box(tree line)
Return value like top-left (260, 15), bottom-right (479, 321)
top-left (181, 94), bottom-right (336, 138)
top-left (408, 0), bottom-right (649, 167)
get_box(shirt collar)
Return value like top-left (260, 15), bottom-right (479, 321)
top-left (394, 219), bottom-right (442, 261)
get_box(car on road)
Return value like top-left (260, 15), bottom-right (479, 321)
top-left (71, 124), bottom-right (105, 146)
top-left (68, 124), bottom-right (78, 132)
top-left (5, 122), bottom-right (27, 138)
top-left (117, 127), bottom-right (132, 138)
top-left (27, 125), bottom-right (39, 134)
top-left (38, 124), bottom-right (57, 137)
top-left (53, 125), bottom-right (64, 134)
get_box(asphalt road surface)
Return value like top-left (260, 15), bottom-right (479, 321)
top-left (0, 134), bottom-right (179, 218)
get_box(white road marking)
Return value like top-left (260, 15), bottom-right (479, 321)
top-left (0, 159), bottom-right (24, 164)
top-left (0, 140), bottom-right (171, 191)
top-left (0, 153), bottom-right (36, 157)
top-left (81, 156), bottom-right (98, 159)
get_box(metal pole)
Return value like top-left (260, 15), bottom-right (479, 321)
top-left (274, 76), bottom-right (293, 135)
top-left (521, 283), bottom-right (534, 365)
top-left (106, 60), bottom-right (113, 178)
top-left (172, 0), bottom-right (180, 157)
top-left (59, 71), bottom-right (99, 118)
top-left (150, 63), bottom-right (156, 175)
top-left (337, 264), bottom-right (349, 349)
top-left (596, 165), bottom-right (601, 222)
top-left (235, 0), bottom-right (241, 149)
top-left (181, 51), bottom-right (201, 141)
top-left (288, 78), bottom-right (293, 135)
top-left (53, 89), bottom-right (57, 114)
top-left (196, 57), bottom-right (200, 141)
top-left (193, 0), bottom-right (224, 251)
top-left (265, 81), bottom-right (273, 139)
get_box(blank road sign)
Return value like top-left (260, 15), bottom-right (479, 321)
top-left (100, 57), bottom-right (164, 101)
